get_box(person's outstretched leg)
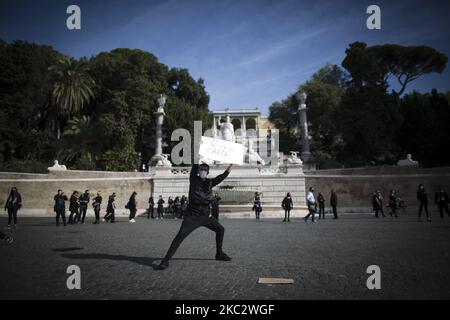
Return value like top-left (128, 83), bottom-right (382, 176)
top-left (157, 216), bottom-right (200, 269)
top-left (203, 217), bottom-right (230, 260)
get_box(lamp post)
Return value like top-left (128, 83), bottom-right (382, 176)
top-left (296, 92), bottom-right (315, 171)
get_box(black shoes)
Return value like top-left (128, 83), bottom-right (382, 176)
top-left (156, 260), bottom-right (169, 270)
top-left (215, 252), bottom-right (232, 261)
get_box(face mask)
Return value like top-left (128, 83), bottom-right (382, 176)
top-left (199, 170), bottom-right (208, 179)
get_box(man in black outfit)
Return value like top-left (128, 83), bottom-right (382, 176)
top-left (157, 162), bottom-right (234, 270)
top-left (435, 186), bottom-right (450, 219)
top-left (330, 190), bottom-right (338, 219)
top-left (78, 190), bottom-right (90, 224)
top-left (54, 190), bottom-right (68, 226)
top-left (92, 191), bottom-right (102, 224)
top-left (417, 184), bottom-right (431, 222)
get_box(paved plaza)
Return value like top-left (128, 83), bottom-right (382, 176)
top-left (1, 213), bottom-right (450, 299)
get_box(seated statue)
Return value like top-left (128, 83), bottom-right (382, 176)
top-left (48, 160), bottom-right (67, 171)
top-left (397, 154), bottom-right (418, 167)
top-left (286, 151), bottom-right (303, 165)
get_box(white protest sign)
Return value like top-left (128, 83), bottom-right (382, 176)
top-left (198, 136), bottom-right (244, 165)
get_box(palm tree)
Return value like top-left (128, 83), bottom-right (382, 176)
top-left (49, 56), bottom-right (95, 139)
top-left (58, 115), bottom-right (97, 167)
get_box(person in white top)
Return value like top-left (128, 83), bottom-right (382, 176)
top-left (304, 187), bottom-right (317, 223)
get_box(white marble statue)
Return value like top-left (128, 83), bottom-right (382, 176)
top-left (246, 140), bottom-right (265, 166)
top-left (48, 160), bottom-right (67, 171)
top-left (217, 115), bottom-right (235, 142)
top-left (286, 151), bottom-right (303, 165)
top-left (397, 154), bottom-right (419, 167)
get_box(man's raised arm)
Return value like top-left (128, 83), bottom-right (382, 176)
top-left (211, 164), bottom-right (234, 187)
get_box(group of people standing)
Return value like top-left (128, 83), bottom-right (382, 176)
top-left (371, 185), bottom-right (449, 221)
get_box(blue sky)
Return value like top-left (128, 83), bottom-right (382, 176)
top-left (1, 0), bottom-right (450, 114)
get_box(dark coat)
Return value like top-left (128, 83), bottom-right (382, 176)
top-left (330, 192), bottom-right (338, 207)
top-left (54, 194), bottom-right (68, 212)
top-left (282, 197), bottom-right (293, 210)
top-left (435, 191), bottom-right (449, 204)
top-left (188, 164), bottom-right (229, 206)
top-left (417, 189), bottom-right (428, 204)
top-left (5, 192), bottom-right (22, 211)
top-left (69, 195), bottom-right (79, 212)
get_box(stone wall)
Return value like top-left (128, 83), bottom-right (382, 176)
top-left (305, 166), bottom-right (450, 213)
top-left (1, 165), bottom-right (449, 218)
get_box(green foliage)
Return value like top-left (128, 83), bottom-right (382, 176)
top-left (399, 90), bottom-right (450, 167)
top-left (0, 41), bottom-right (211, 172)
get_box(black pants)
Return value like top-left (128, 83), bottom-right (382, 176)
top-left (69, 209), bottom-right (78, 224)
top-left (374, 207), bottom-right (385, 217)
top-left (148, 206), bottom-right (154, 219)
top-left (318, 205), bottom-right (325, 219)
top-left (104, 210), bottom-right (115, 222)
top-left (304, 208), bottom-right (316, 222)
top-left (162, 212), bottom-right (225, 262)
top-left (56, 209), bottom-right (66, 226)
top-left (129, 208), bottom-right (136, 220)
top-left (212, 210), bottom-right (219, 220)
top-left (437, 203), bottom-right (450, 218)
top-left (7, 208), bottom-right (18, 225)
top-left (283, 209), bottom-right (290, 221)
top-left (332, 205), bottom-right (338, 219)
top-left (79, 205), bottom-right (87, 223)
top-left (418, 203), bottom-right (429, 218)
top-left (94, 207), bottom-right (100, 223)
top-left (157, 207), bottom-right (164, 218)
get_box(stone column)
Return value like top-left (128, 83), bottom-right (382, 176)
top-left (150, 94), bottom-right (171, 167)
top-left (296, 92), bottom-right (315, 171)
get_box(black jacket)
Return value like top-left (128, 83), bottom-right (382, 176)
top-left (417, 190), bottom-right (428, 204)
top-left (69, 195), bottom-right (79, 212)
top-left (330, 192), bottom-right (338, 207)
top-left (54, 194), bottom-right (68, 211)
top-left (188, 164), bottom-right (229, 206)
top-left (435, 191), bottom-right (449, 204)
top-left (93, 196), bottom-right (102, 210)
top-left (282, 197), bottom-right (293, 210)
top-left (5, 192), bottom-right (22, 211)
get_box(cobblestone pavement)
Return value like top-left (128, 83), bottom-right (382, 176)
top-left (1, 213), bottom-right (450, 299)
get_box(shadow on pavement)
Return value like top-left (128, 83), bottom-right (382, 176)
top-left (60, 253), bottom-right (215, 269)
top-left (53, 247), bottom-right (84, 252)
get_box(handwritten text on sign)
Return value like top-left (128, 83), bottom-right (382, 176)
top-left (199, 136), bottom-right (244, 165)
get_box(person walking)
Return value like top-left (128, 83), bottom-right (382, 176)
top-left (54, 190), bottom-right (68, 226)
top-left (317, 192), bottom-right (325, 219)
top-left (373, 190), bottom-right (385, 218)
top-left (304, 187), bottom-right (317, 223)
top-left (68, 191), bottom-right (79, 224)
top-left (4, 187), bottom-right (22, 229)
top-left (282, 193), bottom-right (293, 222)
top-left (180, 195), bottom-right (188, 219)
top-left (157, 195), bottom-right (165, 219)
top-left (156, 162), bottom-right (234, 270)
top-left (103, 192), bottom-right (116, 223)
top-left (388, 190), bottom-right (399, 218)
top-left (330, 190), bottom-right (338, 219)
top-left (211, 193), bottom-right (221, 220)
top-left (127, 192), bottom-right (138, 223)
top-left (92, 191), bottom-right (102, 224)
top-left (417, 184), bottom-right (431, 222)
top-left (435, 186), bottom-right (450, 220)
top-left (77, 189), bottom-right (90, 224)
top-left (252, 192), bottom-right (262, 220)
top-left (148, 196), bottom-right (155, 219)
